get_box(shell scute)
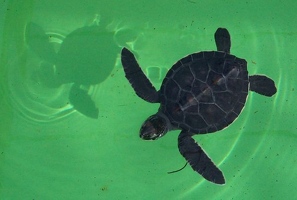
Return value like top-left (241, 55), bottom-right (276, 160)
top-left (160, 51), bottom-right (248, 133)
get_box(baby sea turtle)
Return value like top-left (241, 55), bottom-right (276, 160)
top-left (26, 21), bottom-right (118, 118)
top-left (121, 28), bottom-right (277, 184)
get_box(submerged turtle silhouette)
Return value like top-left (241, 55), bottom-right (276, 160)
top-left (26, 21), bottom-right (118, 118)
top-left (121, 28), bottom-right (277, 184)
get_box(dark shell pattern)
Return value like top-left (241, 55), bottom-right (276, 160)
top-left (159, 51), bottom-right (249, 134)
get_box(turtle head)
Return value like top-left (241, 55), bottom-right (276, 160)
top-left (140, 114), bottom-right (168, 140)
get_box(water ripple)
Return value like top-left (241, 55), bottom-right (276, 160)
top-left (7, 50), bottom-right (76, 123)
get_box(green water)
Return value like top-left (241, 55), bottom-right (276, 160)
top-left (0, 0), bottom-right (296, 199)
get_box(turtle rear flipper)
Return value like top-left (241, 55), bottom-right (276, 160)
top-left (121, 48), bottom-right (159, 103)
top-left (249, 75), bottom-right (277, 97)
top-left (178, 132), bottom-right (225, 184)
top-left (215, 28), bottom-right (231, 54)
top-left (69, 84), bottom-right (99, 119)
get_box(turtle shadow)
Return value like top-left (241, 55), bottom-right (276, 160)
top-left (25, 21), bottom-right (120, 119)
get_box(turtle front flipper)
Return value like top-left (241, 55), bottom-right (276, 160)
top-left (178, 132), bottom-right (225, 184)
top-left (69, 84), bottom-right (99, 119)
top-left (214, 28), bottom-right (231, 54)
top-left (249, 75), bottom-right (277, 97)
top-left (121, 48), bottom-right (159, 103)
top-left (25, 22), bottom-right (57, 63)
